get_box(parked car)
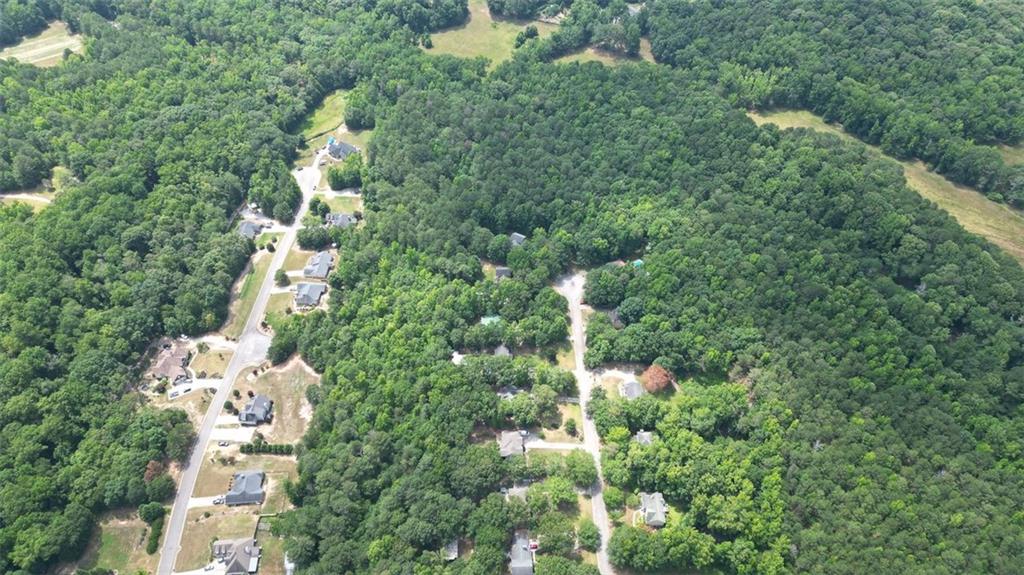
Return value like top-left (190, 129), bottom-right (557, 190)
top-left (213, 497), bottom-right (224, 505)
top-left (218, 441), bottom-right (229, 447)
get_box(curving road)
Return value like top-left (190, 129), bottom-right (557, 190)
top-left (555, 272), bottom-right (616, 575)
top-left (156, 149), bottom-right (327, 575)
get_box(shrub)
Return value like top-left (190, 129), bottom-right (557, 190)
top-left (146, 515), bottom-right (164, 554)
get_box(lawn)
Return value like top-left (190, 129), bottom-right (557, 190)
top-left (193, 451), bottom-right (297, 500)
top-left (0, 21), bottom-right (83, 67)
top-left (554, 343), bottom-right (575, 371)
top-left (150, 388), bottom-right (213, 429)
top-left (257, 525), bottom-right (287, 575)
top-left (749, 109), bottom-right (1024, 265)
top-left (191, 348), bottom-right (234, 379)
top-left (256, 232), bottom-right (282, 249)
top-left (426, 0), bottom-right (556, 68)
top-left (542, 403), bottom-right (583, 443)
top-left (265, 292), bottom-right (294, 329)
top-left (71, 509), bottom-right (160, 574)
top-left (315, 193), bottom-right (363, 213)
top-left (558, 38), bottom-right (655, 66)
top-left (234, 359), bottom-right (317, 444)
top-left (222, 252), bottom-right (272, 340)
top-left (283, 246), bottom-right (316, 273)
top-left (177, 507), bottom-right (259, 571)
top-left (294, 89), bottom-right (374, 167)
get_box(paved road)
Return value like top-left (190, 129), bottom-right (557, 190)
top-left (555, 272), bottom-right (616, 575)
top-left (157, 149), bottom-right (327, 575)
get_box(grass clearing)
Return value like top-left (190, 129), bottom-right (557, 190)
top-left (233, 359), bottom-right (317, 444)
top-left (265, 292), bottom-right (294, 329)
top-left (542, 403), bottom-right (583, 443)
top-left (316, 193), bottom-right (363, 213)
top-left (191, 348), bottom-right (233, 379)
top-left (749, 109), bottom-right (1024, 264)
top-left (555, 343), bottom-right (575, 371)
top-left (223, 252), bottom-right (272, 340)
top-left (0, 195), bottom-right (50, 212)
top-left (70, 509), bottom-right (159, 575)
top-left (426, 0), bottom-right (556, 68)
top-left (558, 38), bottom-right (655, 66)
top-left (997, 144), bottom-right (1024, 166)
top-left (1, 21), bottom-right (83, 67)
top-left (177, 508), bottom-right (259, 572)
top-left (295, 89), bottom-right (374, 167)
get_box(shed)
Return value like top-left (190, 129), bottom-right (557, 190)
top-left (444, 539), bottom-right (459, 561)
top-left (639, 492), bottom-right (667, 528)
top-left (294, 283), bottom-right (327, 308)
top-left (303, 251), bottom-right (334, 279)
top-left (239, 395), bottom-right (273, 426)
top-left (494, 266), bottom-right (512, 280)
top-left (225, 470), bottom-right (265, 506)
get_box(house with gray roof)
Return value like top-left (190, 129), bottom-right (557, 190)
top-left (509, 530), bottom-right (534, 575)
top-left (634, 430), bottom-right (654, 445)
top-left (618, 379), bottom-right (644, 400)
top-left (499, 430), bottom-right (526, 457)
top-left (494, 266), bottom-right (512, 280)
top-left (639, 492), bottom-right (667, 528)
top-left (238, 221), bottom-right (264, 241)
top-left (328, 140), bottom-right (358, 160)
top-left (509, 232), bottom-right (527, 247)
top-left (212, 537), bottom-right (261, 575)
top-left (303, 251), bottom-right (334, 279)
top-left (326, 212), bottom-right (357, 228)
top-left (225, 470), bottom-right (265, 506)
top-left (294, 283), bottom-right (327, 308)
top-left (239, 395), bottom-right (273, 427)
top-left (444, 539), bottom-right (459, 561)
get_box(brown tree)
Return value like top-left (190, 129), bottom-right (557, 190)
top-left (643, 365), bottom-right (674, 392)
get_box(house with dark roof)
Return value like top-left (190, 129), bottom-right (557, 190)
top-left (509, 232), bottom-right (527, 247)
top-left (499, 430), bottom-right (526, 457)
top-left (509, 530), bottom-right (534, 575)
top-left (212, 538), bottom-right (261, 575)
top-left (639, 492), bottom-right (667, 528)
top-left (225, 470), bottom-right (265, 506)
top-left (618, 379), bottom-right (644, 400)
top-left (634, 430), bottom-right (654, 445)
top-left (328, 140), bottom-right (358, 160)
top-left (294, 283), bottom-right (327, 308)
top-left (494, 266), bottom-right (512, 280)
top-left (238, 221), bottom-right (264, 241)
top-left (326, 212), bottom-right (357, 228)
top-left (303, 251), bottom-right (334, 279)
top-left (239, 395), bottom-right (273, 426)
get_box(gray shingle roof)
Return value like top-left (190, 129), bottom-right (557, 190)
top-left (326, 212), bottom-right (357, 228)
top-left (303, 251), bottom-right (334, 279)
top-left (225, 471), bottom-right (265, 506)
top-left (499, 431), bottom-right (525, 457)
top-left (639, 492), bottom-right (667, 527)
top-left (634, 430), bottom-right (654, 445)
top-left (294, 283), bottom-right (327, 307)
top-left (238, 221), bottom-right (264, 240)
top-left (212, 538), bottom-right (261, 575)
top-left (239, 395), bottom-right (273, 426)
top-left (328, 141), bottom-right (358, 160)
top-left (618, 379), bottom-right (644, 400)
top-left (509, 232), bottom-right (526, 246)
top-left (494, 266), bottom-right (512, 280)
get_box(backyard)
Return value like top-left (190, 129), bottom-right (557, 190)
top-left (176, 507), bottom-right (259, 571)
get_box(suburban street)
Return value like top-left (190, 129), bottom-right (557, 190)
top-left (156, 149), bottom-right (327, 575)
top-left (555, 272), bottom-right (615, 575)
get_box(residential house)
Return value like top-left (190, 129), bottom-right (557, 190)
top-left (151, 343), bottom-right (191, 386)
top-left (499, 430), bottom-right (526, 457)
top-left (326, 212), bottom-right (357, 228)
top-left (239, 395), bottom-right (273, 426)
top-left (239, 221), bottom-right (264, 241)
top-left (508, 531), bottom-right (534, 575)
top-left (294, 283), bottom-right (327, 308)
top-left (212, 538), bottom-right (261, 575)
top-left (618, 379), bottom-right (644, 400)
top-left (225, 470), bottom-right (265, 506)
top-left (444, 539), bottom-right (459, 561)
top-left (494, 266), bottom-right (512, 280)
top-left (509, 232), bottom-right (527, 247)
top-left (634, 430), bottom-right (654, 445)
top-left (328, 140), bottom-right (358, 160)
top-left (303, 251), bottom-right (334, 279)
top-left (639, 492), bottom-right (667, 528)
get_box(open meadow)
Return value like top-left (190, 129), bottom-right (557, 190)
top-left (0, 21), bottom-right (82, 67)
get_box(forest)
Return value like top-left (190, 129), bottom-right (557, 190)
top-left (1, 0), bottom-right (1023, 574)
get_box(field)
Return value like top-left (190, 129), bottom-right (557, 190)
top-left (67, 510), bottom-right (160, 575)
top-left (176, 507), bottom-right (259, 571)
top-left (315, 193), bottom-right (363, 213)
top-left (0, 21), bottom-right (83, 67)
top-left (426, 0), bottom-right (556, 68)
top-left (748, 110), bottom-right (1024, 264)
top-left (222, 252), bottom-right (272, 340)
top-left (150, 388), bottom-right (213, 428)
top-left (997, 144), bottom-right (1024, 166)
top-left (191, 348), bottom-right (234, 379)
top-left (234, 359), bottom-right (317, 444)
top-left (558, 38), bottom-right (655, 66)
top-left (295, 89), bottom-right (373, 167)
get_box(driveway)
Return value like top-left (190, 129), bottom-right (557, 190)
top-left (157, 148), bottom-right (328, 575)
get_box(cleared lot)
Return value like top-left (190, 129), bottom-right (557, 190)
top-left (1, 21), bottom-right (83, 67)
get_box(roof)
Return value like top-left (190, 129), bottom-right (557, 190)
top-left (499, 431), bottom-right (525, 457)
top-left (238, 221), bottom-right (264, 240)
top-left (494, 266), bottom-right (512, 280)
top-left (328, 140), bottom-right (358, 159)
top-left (509, 531), bottom-right (534, 575)
top-left (619, 379), bottom-right (644, 400)
top-left (303, 251), bottom-right (334, 279)
top-left (497, 385), bottom-right (521, 400)
top-left (480, 315), bottom-right (501, 326)
top-left (326, 212), bottom-right (357, 228)
top-left (295, 283), bottom-right (327, 307)
top-left (639, 492), bottom-right (667, 527)
top-left (635, 430), bottom-right (654, 445)
top-left (225, 470), bottom-right (265, 506)
top-left (151, 344), bottom-right (190, 383)
top-left (627, 3), bottom-right (643, 16)
top-left (444, 539), bottom-right (459, 561)
top-left (494, 344), bottom-right (511, 357)
top-left (509, 232), bottom-right (527, 246)
top-left (239, 395), bottom-right (273, 426)
top-left (212, 537), bottom-right (261, 575)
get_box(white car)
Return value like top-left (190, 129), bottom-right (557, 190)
top-left (204, 565), bottom-right (214, 571)
top-left (218, 441), bottom-right (229, 447)
top-left (213, 497), bottom-right (224, 505)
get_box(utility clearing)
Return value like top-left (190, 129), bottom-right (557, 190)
top-left (749, 109), bottom-right (1024, 264)
top-left (0, 21), bottom-right (83, 67)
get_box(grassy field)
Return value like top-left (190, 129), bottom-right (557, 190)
top-left (265, 292), bottom-right (294, 329)
top-left (70, 510), bottom-right (160, 575)
top-left (0, 195), bottom-right (50, 212)
top-left (426, 0), bottom-right (556, 68)
top-left (235, 360), bottom-right (317, 444)
top-left (191, 348), bottom-right (234, 379)
top-left (295, 89), bottom-right (374, 167)
top-left (748, 110), bottom-right (1024, 264)
top-left (177, 508), bottom-right (259, 571)
top-left (223, 252), bottom-right (272, 339)
top-left (316, 193), bottom-right (363, 213)
top-left (0, 21), bottom-right (83, 67)
top-left (558, 38), bottom-right (655, 66)
top-left (997, 144), bottom-right (1024, 166)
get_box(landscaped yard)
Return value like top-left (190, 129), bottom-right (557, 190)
top-left (176, 507), bottom-right (259, 572)
top-left (748, 109), bottom-right (1024, 265)
top-left (234, 359), bottom-right (317, 444)
top-left (69, 510), bottom-right (160, 575)
top-left (190, 348), bottom-right (234, 379)
top-left (222, 252), bottom-right (272, 339)
top-left (295, 89), bottom-right (374, 167)
top-left (426, 0), bottom-right (556, 68)
top-left (0, 21), bottom-right (83, 67)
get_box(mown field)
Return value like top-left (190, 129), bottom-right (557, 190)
top-left (748, 110), bottom-right (1024, 264)
top-left (0, 21), bottom-right (82, 67)
top-left (426, 0), bottom-right (556, 67)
